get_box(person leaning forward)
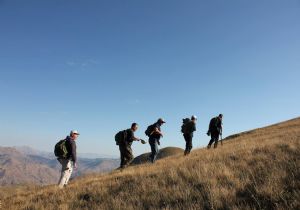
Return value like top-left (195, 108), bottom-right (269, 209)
top-left (183, 115), bottom-right (197, 155)
top-left (207, 114), bottom-right (223, 149)
top-left (148, 118), bottom-right (166, 163)
top-left (119, 123), bottom-right (141, 169)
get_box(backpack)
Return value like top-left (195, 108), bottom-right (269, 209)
top-left (115, 130), bottom-right (127, 145)
top-left (209, 117), bottom-right (218, 131)
top-left (145, 124), bottom-right (155, 137)
top-left (54, 139), bottom-right (68, 158)
top-left (181, 118), bottom-right (191, 134)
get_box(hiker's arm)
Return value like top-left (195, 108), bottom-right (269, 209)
top-left (132, 136), bottom-right (141, 141)
top-left (218, 120), bottom-right (222, 134)
top-left (70, 141), bottom-right (77, 165)
top-left (193, 123), bottom-right (196, 132)
top-left (127, 130), bottom-right (140, 142)
top-left (153, 127), bottom-right (163, 137)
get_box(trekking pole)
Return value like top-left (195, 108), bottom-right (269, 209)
top-left (220, 133), bottom-right (223, 146)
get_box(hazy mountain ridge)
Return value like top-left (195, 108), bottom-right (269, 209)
top-left (0, 146), bottom-right (120, 186)
top-left (0, 147), bottom-right (59, 186)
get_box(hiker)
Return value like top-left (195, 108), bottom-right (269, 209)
top-left (57, 130), bottom-right (79, 189)
top-left (181, 115), bottom-right (197, 155)
top-left (146, 118), bottom-right (166, 163)
top-left (116, 123), bottom-right (142, 169)
top-left (207, 114), bottom-right (223, 149)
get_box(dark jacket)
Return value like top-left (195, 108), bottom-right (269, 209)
top-left (184, 121), bottom-right (196, 135)
top-left (149, 123), bottom-right (162, 140)
top-left (209, 117), bottom-right (222, 133)
top-left (124, 129), bottom-right (135, 146)
top-left (65, 136), bottom-right (77, 163)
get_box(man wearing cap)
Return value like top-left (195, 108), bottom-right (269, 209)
top-left (148, 118), bottom-right (166, 163)
top-left (183, 115), bottom-right (197, 155)
top-left (58, 130), bottom-right (79, 188)
top-left (207, 114), bottom-right (223, 149)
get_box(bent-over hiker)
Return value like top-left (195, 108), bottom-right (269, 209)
top-left (207, 114), bottom-right (223, 149)
top-left (116, 123), bottom-right (141, 169)
top-left (146, 118), bottom-right (166, 163)
top-left (181, 115), bottom-right (197, 155)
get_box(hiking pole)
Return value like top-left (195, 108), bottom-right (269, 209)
top-left (220, 133), bottom-right (223, 146)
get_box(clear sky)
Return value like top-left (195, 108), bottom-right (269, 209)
top-left (0, 0), bottom-right (299, 157)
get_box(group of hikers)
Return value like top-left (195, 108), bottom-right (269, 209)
top-left (54, 114), bottom-right (223, 188)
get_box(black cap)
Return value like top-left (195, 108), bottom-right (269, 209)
top-left (157, 118), bottom-right (166, 123)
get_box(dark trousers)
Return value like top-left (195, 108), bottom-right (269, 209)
top-left (208, 131), bottom-right (220, 148)
top-left (149, 138), bottom-right (159, 163)
top-left (184, 133), bottom-right (193, 155)
top-left (119, 144), bottom-right (133, 168)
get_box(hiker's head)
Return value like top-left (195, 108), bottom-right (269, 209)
top-left (219, 114), bottom-right (223, 120)
top-left (191, 115), bottom-right (197, 122)
top-left (131, 123), bottom-right (138, 132)
top-left (70, 130), bottom-right (80, 140)
top-left (157, 118), bottom-right (166, 125)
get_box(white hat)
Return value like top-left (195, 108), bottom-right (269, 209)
top-left (191, 115), bottom-right (197, 120)
top-left (70, 130), bottom-right (80, 135)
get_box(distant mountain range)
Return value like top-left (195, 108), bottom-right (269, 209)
top-left (0, 146), bottom-right (120, 186)
top-left (13, 146), bottom-right (118, 159)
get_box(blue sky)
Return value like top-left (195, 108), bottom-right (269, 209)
top-left (0, 0), bottom-right (299, 157)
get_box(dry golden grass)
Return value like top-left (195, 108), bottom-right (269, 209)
top-left (1, 117), bottom-right (300, 210)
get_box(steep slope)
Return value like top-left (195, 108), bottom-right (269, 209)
top-left (1, 117), bottom-right (300, 210)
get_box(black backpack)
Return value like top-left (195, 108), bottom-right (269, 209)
top-left (181, 118), bottom-right (191, 134)
top-left (54, 139), bottom-right (68, 158)
top-left (209, 117), bottom-right (218, 131)
top-left (115, 130), bottom-right (127, 145)
top-left (145, 124), bottom-right (155, 137)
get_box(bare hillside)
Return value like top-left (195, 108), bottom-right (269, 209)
top-left (1, 117), bottom-right (300, 210)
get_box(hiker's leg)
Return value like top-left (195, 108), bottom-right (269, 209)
top-left (149, 138), bottom-right (156, 162)
top-left (150, 142), bottom-right (155, 162)
top-left (152, 140), bottom-right (159, 162)
top-left (58, 159), bottom-right (66, 188)
top-left (184, 134), bottom-right (192, 155)
top-left (184, 134), bottom-right (189, 155)
top-left (188, 135), bottom-right (193, 154)
top-left (127, 146), bottom-right (134, 164)
top-left (214, 140), bottom-right (218, 148)
top-left (58, 159), bottom-right (72, 188)
top-left (183, 134), bottom-right (188, 155)
top-left (63, 161), bottom-right (73, 185)
top-left (123, 146), bottom-right (133, 167)
top-left (207, 138), bottom-right (214, 149)
top-left (212, 132), bottom-right (219, 148)
top-left (119, 145), bottom-right (125, 168)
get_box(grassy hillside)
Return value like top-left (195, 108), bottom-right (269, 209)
top-left (1, 117), bottom-right (300, 210)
